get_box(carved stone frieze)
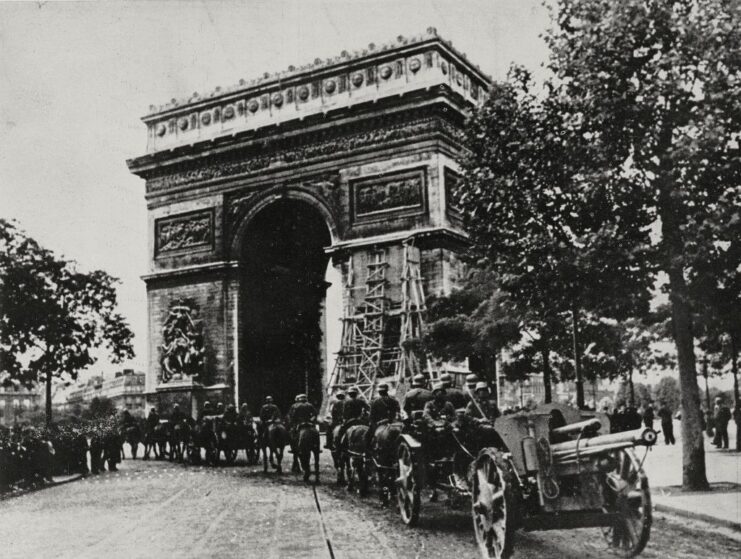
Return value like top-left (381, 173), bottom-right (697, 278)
top-left (155, 209), bottom-right (214, 255)
top-left (351, 167), bottom-right (426, 223)
top-left (146, 116), bottom-right (461, 193)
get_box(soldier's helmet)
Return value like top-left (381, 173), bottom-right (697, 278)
top-left (378, 383), bottom-right (389, 394)
top-left (204, 401), bottom-right (212, 408)
top-left (173, 404), bottom-right (179, 410)
top-left (335, 391), bottom-right (346, 399)
top-left (412, 374), bottom-right (426, 388)
top-left (227, 404), bottom-right (236, 411)
top-left (431, 381), bottom-right (446, 394)
top-left (440, 373), bottom-right (453, 386)
top-left (216, 402), bottom-right (224, 411)
top-left (347, 386), bottom-right (359, 396)
top-left (296, 394), bottom-right (308, 402)
top-left (475, 381), bottom-right (489, 393)
top-left (465, 373), bottom-right (479, 386)
top-left (265, 395), bottom-right (273, 403)
top-left (241, 403), bottom-right (249, 410)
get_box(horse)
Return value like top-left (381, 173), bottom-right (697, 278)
top-left (215, 416), bottom-right (239, 465)
top-left (235, 418), bottom-right (259, 465)
top-left (169, 419), bottom-right (192, 463)
top-left (344, 424), bottom-right (370, 495)
top-left (122, 423), bottom-right (142, 459)
top-left (190, 417), bottom-right (219, 466)
top-left (330, 424), bottom-right (350, 486)
top-left (296, 422), bottom-right (321, 484)
top-left (261, 420), bottom-right (289, 473)
top-left (370, 421), bottom-right (403, 506)
top-left (144, 420), bottom-right (171, 460)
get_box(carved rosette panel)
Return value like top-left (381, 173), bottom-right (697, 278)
top-left (155, 209), bottom-right (214, 255)
top-left (351, 167), bottom-right (426, 223)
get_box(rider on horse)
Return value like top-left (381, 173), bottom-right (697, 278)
top-left (259, 396), bottom-right (281, 424)
top-left (402, 374), bottom-right (433, 417)
top-left (325, 391), bottom-right (345, 450)
top-left (171, 404), bottom-right (188, 425)
top-left (288, 394), bottom-right (317, 451)
top-left (365, 383), bottom-right (400, 450)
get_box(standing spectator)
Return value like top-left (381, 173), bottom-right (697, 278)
top-left (657, 401), bottom-right (675, 445)
top-left (713, 397), bottom-right (732, 449)
top-left (642, 401), bottom-right (655, 429)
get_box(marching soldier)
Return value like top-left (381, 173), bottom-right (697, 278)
top-left (402, 374), bottom-right (433, 417)
top-left (440, 373), bottom-right (468, 410)
top-left (325, 391), bottom-right (346, 449)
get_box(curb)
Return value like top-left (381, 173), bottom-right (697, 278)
top-left (654, 502), bottom-right (741, 533)
top-left (0, 473), bottom-right (85, 501)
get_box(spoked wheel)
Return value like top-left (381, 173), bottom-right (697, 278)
top-left (396, 441), bottom-right (421, 526)
top-left (600, 448), bottom-right (652, 557)
top-left (472, 449), bottom-right (517, 559)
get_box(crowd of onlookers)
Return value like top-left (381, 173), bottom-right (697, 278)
top-left (0, 414), bottom-right (123, 494)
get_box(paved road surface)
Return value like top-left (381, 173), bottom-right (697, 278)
top-left (1, 453), bottom-right (738, 558)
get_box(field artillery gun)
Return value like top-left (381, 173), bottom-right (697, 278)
top-left (471, 403), bottom-right (657, 559)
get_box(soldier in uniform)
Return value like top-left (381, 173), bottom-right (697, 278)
top-left (215, 402), bottom-right (225, 416)
top-left (259, 396), bottom-right (281, 424)
top-left (288, 394), bottom-right (318, 453)
top-left (146, 407), bottom-right (160, 431)
top-left (366, 383), bottom-right (400, 448)
top-left (239, 403), bottom-right (253, 424)
top-left (325, 391), bottom-right (345, 449)
top-left (422, 382), bottom-right (458, 497)
top-left (223, 404), bottom-right (238, 424)
top-left (198, 401), bottom-right (214, 422)
top-left (464, 382), bottom-right (505, 450)
top-left (335, 386), bottom-right (369, 450)
top-left (402, 374), bottom-right (433, 417)
top-left (440, 373), bottom-right (468, 410)
top-left (170, 404), bottom-right (187, 426)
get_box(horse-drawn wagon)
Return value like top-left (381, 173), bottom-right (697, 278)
top-left (396, 403), bottom-right (657, 559)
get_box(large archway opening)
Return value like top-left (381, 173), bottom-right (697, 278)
top-left (239, 198), bottom-right (335, 414)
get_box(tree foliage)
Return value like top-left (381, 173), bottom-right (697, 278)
top-left (0, 219), bottom-right (134, 423)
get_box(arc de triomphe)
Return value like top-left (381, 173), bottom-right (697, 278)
top-left (127, 29), bottom-right (489, 415)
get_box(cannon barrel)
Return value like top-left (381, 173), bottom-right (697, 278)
top-left (550, 418), bottom-right (602, 437)
top-left (550, 427), bottom-right (657, 457)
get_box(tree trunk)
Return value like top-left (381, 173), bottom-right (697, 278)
top-left (731, 332), bottom-right (740, 408)
top-left (541, 346), bottom-right (552, 404)
top-left (660, 187), bottom-right (709, 490)
top-left (571, 306), bottom-right (584, 409)
top-left (45, 372), bottom-right (53, 426)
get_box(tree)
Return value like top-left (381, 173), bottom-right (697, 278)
top-left (654, 376), bottom-right (681, 414)
top-left (542, 0), bottom-right (741, 490)
top-left (457, 67), bottom-right (653, 410)
top-left (0, 219), bottom-right (134, 424)
top-left (83, 396), bottom-right (116, 420)
top-left (425, 265), bottom-right (521, 388)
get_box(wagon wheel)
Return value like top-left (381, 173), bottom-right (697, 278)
top-left (396, 441), bottom-right (421, 526)
top-left (600, 448), bottom-right (652, 557)
top-left (472, 449), bottom-right (517, 559)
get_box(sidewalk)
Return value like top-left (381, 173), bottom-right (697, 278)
top-left (642, 419), bottom-right (741, 530)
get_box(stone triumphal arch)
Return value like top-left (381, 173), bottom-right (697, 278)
top-left (127, 29), bottom-right (490, 415)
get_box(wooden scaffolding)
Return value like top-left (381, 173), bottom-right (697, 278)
top-left (325, 239), bottom-right (428, 407)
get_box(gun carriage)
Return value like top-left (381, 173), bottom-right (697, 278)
top-left (471, 403), bottom-right (656, 559)
top-left (395, 403), bottom-right (656, 559)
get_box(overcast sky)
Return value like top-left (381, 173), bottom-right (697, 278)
top-left (0, 0), bottom-right (551, 377)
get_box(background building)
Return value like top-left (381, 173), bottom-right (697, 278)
top-left (65, 369), bottom-right (145, 416)
top-left (0, 384), bottom-right (41, 426)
